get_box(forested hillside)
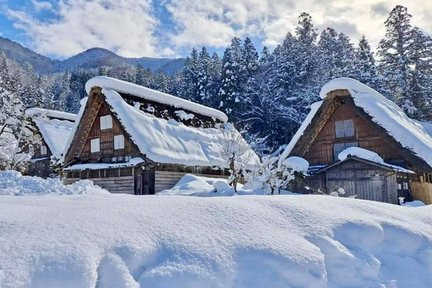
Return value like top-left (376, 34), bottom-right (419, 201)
top-left (0, 5), bottom-right (431, 153)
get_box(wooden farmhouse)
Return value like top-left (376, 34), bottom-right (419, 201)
top-left (25, 108), bottom-right (76, 178)
top-left (62, 76), bottom-right (258, 194)
top-left (280, 78), bottom-right (432, 204)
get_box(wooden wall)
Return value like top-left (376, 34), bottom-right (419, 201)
top-left (304, 97), bottom-right (404, 165)
top-left (411, 182), bottom-right (432, 204)
top-left (64, 175), bottom-right (135, 194)
top-left (80, 101), bottom-right (140, 162)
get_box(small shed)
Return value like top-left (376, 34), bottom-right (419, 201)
top-left (307, 156), bottom-right (414, 204)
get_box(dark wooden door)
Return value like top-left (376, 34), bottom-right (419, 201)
top-left (142, 170), bottom-right (155, 195)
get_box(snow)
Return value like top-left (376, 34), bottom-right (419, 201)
top-left (0, 170), bottom-right (108, 196)
top-left (278, 101), bottom-right (322, 166)
top-left (157, 174), bottom-right (233, 196)
top-left (85, 76), bottom-right (228, 123)
top-left (338, 146), bottom-right (383, 163)
top-left (61, 97), bottom-right (88, 163)
top-left (402, 200), bottom-right (426, 207)
top-left (174, 110), bottom-right (195, 121)
top-left (280, 156), bottom-right (309, 173)
top-left (0, 183), bottom-right (431, 287)
top-left (64, 157), bottom-right (145, 170)
top-left (26, 108), bottom-right (77, 122)
top-left (338, 147), bottom-right (414, 173)
top-left (103, 88), bottom-right (259, 168)
top-left (281, 78), bottom-right (432, 168)
top-left (25, 108), bottom-right (76, 160)
top-left (320, 78), bottom-right (432, 168)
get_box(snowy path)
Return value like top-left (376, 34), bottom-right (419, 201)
top-left (0, 195), bottom-right (431, 288)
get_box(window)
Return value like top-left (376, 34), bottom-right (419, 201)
top-left (333, 142), bottom-right (358, 160)
top-left (397, 183), bottom-right (402, 190)
top-left (90, 138), bottom-right (100, 153)
top-left (403, 182), bottom-right (409, 190)
top-left (40, 145), bottom-right (47, 155)
top-left (114, 135), bottom-right (125, 150)
top-left (335, 119), bottom-right (354, 138)
top-left (100, 115), bottom-right (113, 130)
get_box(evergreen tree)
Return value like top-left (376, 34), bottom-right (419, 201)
top-left (377, 5), bottom-right (414, 106)
top-left (354, 36), bottom-right (379, 89)
top-left (408, 28), bottom-right (432, 119)
top-left (180, 48), bottom-right (200, 101)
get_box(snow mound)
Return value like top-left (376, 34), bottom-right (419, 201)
top-left (158, 174), bottom-right (237, 197)
top-left (0, 194), bottom-right (431, 287)
top-left (338, 147), bottom-right (384, 163)
top-left (0, 171), bottom-right (108, 196)
top-left (338, 147), bottom-right (414, 173)
top-left (281, 156), bottom-right (309, 172)
top-left (402, 200), bottom-right (426, 207)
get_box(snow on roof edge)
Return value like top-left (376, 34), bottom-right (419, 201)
top-left (60, 97), bottom-right (89, 164)
top-left (280, 77), bottom-right (432, 169)
top-left (278, 101), bottom-right (323, 166)
top-left (85, 76), bottom-right (228, 123)
top-left (26, 108), bottom-right (77, 122)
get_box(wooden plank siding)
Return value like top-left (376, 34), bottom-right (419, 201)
top-left (302, 97), bottom-right (406, 165)
top-left (64, 176), bottom-right (135, 194)
top-left (411, 182), bottom-right (432, 204)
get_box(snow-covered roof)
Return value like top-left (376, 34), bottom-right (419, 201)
top-left (337, 147), bottom-right (414, 174)
top-left (26, 108), bottom-right (76, 159)
top-left (85, 76), bottom-right (228, 123)
top-left (26, 108), bottom-right (77, 122)
top-left (102, 88), bottom-right (258, 168)
top-left (64, 157), bottom-right (145, 170)
top-left (280, 78), bottom-right (432, 168)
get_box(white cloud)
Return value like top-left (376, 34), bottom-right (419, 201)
top-left (8, 0), bottom-right (168, 58)
top-left (31, 0), bottom-right (53, 12)
top-left (6, 0), bottom-right (432, 58)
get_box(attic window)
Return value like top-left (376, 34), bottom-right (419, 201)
top-left (40, 145), bottom-right (47, 156)
top-left (114, 135), bottom-right (125, 150)
top-left (100, 115), bottom-right (113, 130)
top-left (90, 138), bottom-right (100, 153)
top-left (335, 119), bottom-right (354, 138)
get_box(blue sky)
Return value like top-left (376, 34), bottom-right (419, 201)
top-left (0, 0), bottom-right (430, 59)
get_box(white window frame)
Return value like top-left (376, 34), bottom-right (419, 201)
top-left (100, 115), bottom-right (113, 130)
top-left (90, 138), bottom-right (100, 153)
top-left (40, 145), bottom-right (48, 155)
top-left (114, 135), bottom-right (125, 150)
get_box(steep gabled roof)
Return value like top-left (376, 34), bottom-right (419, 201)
top-left (279, 78), bottom-right (432, 169)
top-left (85, 76), bottom-right (228, 123)
top-left (26, 108), bottom-right (76, 159)
top-left (64, 79), bottom-right (259, 168)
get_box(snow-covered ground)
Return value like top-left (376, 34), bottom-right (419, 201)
top-left (0, 170), bottom-right (108, 196)
top-left (0, 173), bottom-right (431, 288)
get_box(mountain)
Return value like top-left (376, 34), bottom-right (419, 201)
top-left (0, 37), bottom-right (185, 75)
top-left (58, 47), bottom-right (185, 75)
top-left (0, 36), bottom-right (57, 73)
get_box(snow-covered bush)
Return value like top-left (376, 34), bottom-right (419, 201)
top-left (251, 148), bottom-right (309, 194)
top-left (218, 123), bottom-right (256, 192)
top-left (0, 87), bottom-right (39, 171)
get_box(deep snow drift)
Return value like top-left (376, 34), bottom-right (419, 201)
top-left (0, 187), bottom-right (431, 287)
top-left (0, 170), bottom-right (108, 196)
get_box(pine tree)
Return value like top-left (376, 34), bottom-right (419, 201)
top-left (377, 5), bottom-right (414, 106)
top-left (408, 28), bottom-right (432, 119)
top-left (354, 36), bottom-right (379, 89)
top-left (180, 48), bottom-right (200, 101)
top-left (218, 37), bottom-right (244, 119)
